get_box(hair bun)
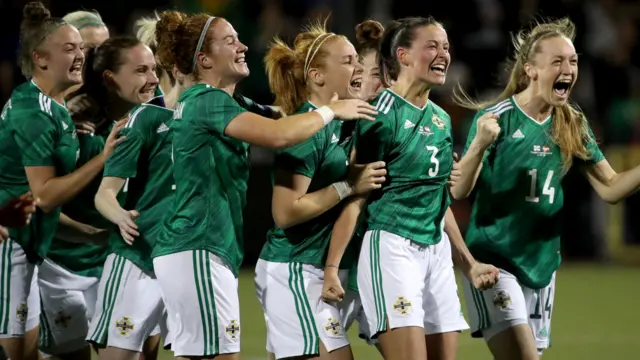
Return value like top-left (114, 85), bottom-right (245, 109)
top-left (355, 20), bottom-right (384, 45)
top-left (22, 2), bottom-right (51, 26)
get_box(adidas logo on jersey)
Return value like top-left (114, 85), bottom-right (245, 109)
top-left (157, 123), bottom-right (170, 133)
top-left (61, 121), bottom-right (68, 131)
top-left (404, 120), bottom-right (415, 129)
top-left (512, 129), bottom-right (525, 139)
top-left (331, 134), bottom-right (339, 143)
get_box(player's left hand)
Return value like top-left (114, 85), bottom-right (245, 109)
top-left (448, 152), bottom-right (461, 187)
top-left (321, 269), bottom-right (345, 303)
top-left (0, 226), bottom-right (8, 243)
top-left (464, 262), bottom-right (499, 290)
top-left (0, 192), bottom-right (38, 228)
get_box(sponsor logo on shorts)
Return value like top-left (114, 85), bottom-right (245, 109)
top-left (16, 303), bottom-right (28, 324)
top-left (115, 317), bottom-right (135, 336)
top-left (537, 327), bottom-right (549, 338)
top-left (55, 311), bottom-right (72, 328)
top-left (225, 320), bottom-right (240, 341)
top-left (492, 290), bottom-right (512, 310)
top-left (393, 296), bottom-right (412, 315)
top-left (324, 317), bottom-right (341, 336)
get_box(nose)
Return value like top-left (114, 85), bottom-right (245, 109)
top-left (238, 41), bottom-right (248, 53)
top-left (560, 59), bottom-right (572, 74)
top-left (148, 69), bottom-right (159, 85)
top-left (354, 60), bottom-right (364, 74)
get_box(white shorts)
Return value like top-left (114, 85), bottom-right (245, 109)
top-left (255, 259), bottom-right (350, 359)
top-left (341, 288), bottom-right (374, 345)
top-left (154, 250), bottom-right (240, 357)
top-left (38, 258), bottom-right (99, 354)
top-left (0, 239), bottom-right (40, 337)
top-left (462, 268), bottom-right (555, 350)
top-left (87, 253), bottom-right (168, 352)
top-left (358, 230), bottom-right (468, 338)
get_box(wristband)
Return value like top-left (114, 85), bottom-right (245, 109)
top-left (332, 181), bottom-right (353, 200)
top-left (315, 106), bottom-right (335, 126)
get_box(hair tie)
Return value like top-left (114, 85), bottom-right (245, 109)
top-left (192, 16), bottom-right (215, 72)
top-left (303, 33), bottom-right (335, 82)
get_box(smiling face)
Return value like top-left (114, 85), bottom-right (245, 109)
top-left (108, 44), bottom-right (159, 104)
top-left (398, 24), bottom-right (451, 87)
top-left (202, 19), bottom-right (249, 81)
top-left (360, 50), bottom-right (383, 101)
top-left (36, 24), bottom-right (85, 87)
top-left (309, 37), bottom-right (363, 99)
top-left (525, 35), bottom-right (578, 106)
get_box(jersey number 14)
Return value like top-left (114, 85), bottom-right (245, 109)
top-left (525, 169), bottom-right (555, 204)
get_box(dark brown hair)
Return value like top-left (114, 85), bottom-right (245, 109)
top-left (19, 2), bottom-right (67, 78)
top-left (354, 20), bottom-right (384, 56)
top-left (378, 16), bottom-right (442, 87)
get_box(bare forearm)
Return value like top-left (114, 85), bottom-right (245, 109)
top-left (95, 188), bottom-right (125, 225)
top-left (451, 141), bottom-right (486, 200)
top-left (56, 213), bottom-right (98, 244)
top-left (275, 112), bottom-right (326, 149)
top-left (600, 166), bottom-right (640, 204)
top-left (39, 155), bottom-right (106, 211)
top-left (275, 184), bottom-right (341, 229)
top-left (325, 197), bottom-right (366, 269)
top-left (444, 207), bottom-right (476, 268)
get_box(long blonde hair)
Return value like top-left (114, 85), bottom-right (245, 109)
top-left (263, 19), bottom-right (346, 114)
top-left (454, 17), bottom-right (591, 171)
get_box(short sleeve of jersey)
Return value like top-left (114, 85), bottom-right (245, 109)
top-left (274, 133), bottom-right (324, 179)
top-left (355, 113), bottom-right (395, 164)
top-left (199, 90), bottom-right (247, 134)
top-left (462, 110), bottom-right (494, 161)
top-left (13, 109), bottom-right (58, 166)
top-left (104, 127), bottom-right (143, 179)
top-left (583, 123), bottom-right (605, 165)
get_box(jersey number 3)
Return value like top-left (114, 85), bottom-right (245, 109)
top-left (525, 169), bottom-right (555, 204)
top-left (425, 145), bottom-right (439, 177)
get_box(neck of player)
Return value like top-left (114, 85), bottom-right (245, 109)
top-left (308, 88), bottom-right (334, 108)
top-left (514, 87), bottom-right (553, 123)
top-left (32, 76), bottom-right (69, 105)
top-left (391, 73), bottom-right (430, 108)
top-left (106, 95), bottom-right (134, 123)
top-left (200, 72), bottom-right (237, 96)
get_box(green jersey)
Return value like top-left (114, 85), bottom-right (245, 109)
top-left (356, 89), bottom-right (453, 245)
top-left (0, 81), bottom-right (79, 263)
top-left (463, 97), bottom-right (604, 289)
top-left (48, 125), bottom-right (111, 277)
top-left (260, 102), bottom-right (358, 268)
top-left (154, 84), bottom-right (248, 277)
top-left (104, 104), bottom-right (175, 273)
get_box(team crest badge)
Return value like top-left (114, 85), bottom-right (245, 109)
top-left (431, 114), bottom-right (445, 129)
top-left (324, 317), bottom-right (341, 336)
top-left (393, 296), bottom-right (412, 315)
top-left (115, 317), bottom-right (135, 336)
top-left (492, 290), bottom-right (512, 310)
top-left (16, 303), bottom-right (28, 324)
top-left (55, 311), bottom-right (72, 328)
top-left (225, 320), bottom-right (240, 340)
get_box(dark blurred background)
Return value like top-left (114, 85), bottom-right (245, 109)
top-left (2, 0), bottom-right (640, 267)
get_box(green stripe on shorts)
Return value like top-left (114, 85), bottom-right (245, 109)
top-left (288, 262), bottom-right (319, 355)
top-left (194, 250), bottom-right (220, 355)
top-left (0, 240), bottom-right (13, 333)
top-left (88, 255), bottom-right (125, 343)
top-left (38, 297), bottom-right (52, 349)
top-left (471, 287), bottom-right (491, 329)
top-left (371, 230), bottom-right (387, 334)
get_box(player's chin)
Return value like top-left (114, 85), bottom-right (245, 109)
top-left (233, 64), bottom-right (250, 78)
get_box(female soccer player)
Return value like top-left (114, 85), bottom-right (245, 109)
top-left (0, 3), bottom-right (122, 360)
top-left (321, 17), bottom-right (498, 360)
top-left (451, 17), bottom-right (640, 360)
top-left (78, 36), bottom-right (171, 360)
top-left (255, 22), bottom-right (386, 360)
top-left (152, 11), bottom-right (377, 360)
top-left (37, 10), bottom-right (113, 360)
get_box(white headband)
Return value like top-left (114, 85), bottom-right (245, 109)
top-left (303, 33), bottom-right (335, 82)
top-left (192, 16), bottom-right (216, 72)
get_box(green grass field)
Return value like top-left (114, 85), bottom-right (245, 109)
top-left (146, 264), bottom-right (640, 359)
